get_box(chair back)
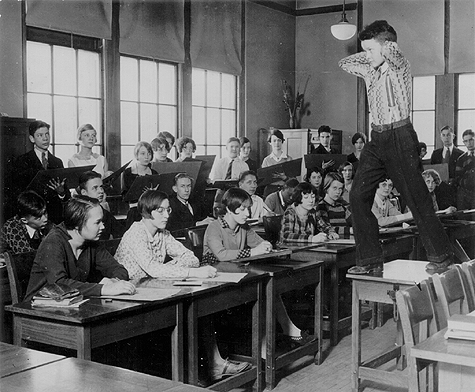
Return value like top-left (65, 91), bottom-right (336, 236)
top-left (3, 251), bottom-right (36, 304)
top-left (460, 259), bottom-right (475, 303)
top-left (100, 238), bottom-right (122, 256)
top-left (263, 214), bottom-right (283, 247)
top-left (432, 267), bottom-right (474, 329)
top-left (186, 225), bottom-right (207, 260)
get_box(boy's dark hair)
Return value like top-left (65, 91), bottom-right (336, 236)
top-left (283, 178), bottom-right (299, 189)
top-left (222, 188), bottom-right (251, 213)
top-left (238, 170), bottom-right (257, 184)
top-left (29, 120), bottom-right (50, 137)
top-left (323, 172), bottom-right (344, 193)
top-left (158, 131), bottom-right (175, 146)
top-left (351, 132), bottom-right (366, 145)
top-left (77, 171), bottom-right (102, 192)
top-left (151, 137), bottom-right (171, 152)
top-left (305, 166), bottom-right (324, 183)
top-left (440, 125), bottom-right (454, 134)
top-left (318, 125), bottom-right (332, 136)
top-left (267, 129), bottom-right (285, 143)
top-left (138, 190), bottom-right (169, 219)
top-left (174, 172), bottom-right (193, 186)
top-left (291, 182), bottom-right (317, 206)
top-left (176, 137), bottom-right (196, 153)
top-left (418, 141), bottom-right (427, 150)
top-left (462, 129), bottom-right (474, 138)
top-left (16, 190), bottom-right (47, 218)
top-left (64, 196), bottom-right (100, 231)
top-left (239, 136), bottom-right (251, 147)
top-left (359, 20), bottom-right (397, 43)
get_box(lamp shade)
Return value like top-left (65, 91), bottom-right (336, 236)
top-left (331, 21), bottom-right (357, 41)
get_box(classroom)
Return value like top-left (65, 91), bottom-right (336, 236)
top-left (1, 1), bottom-right (475, 391)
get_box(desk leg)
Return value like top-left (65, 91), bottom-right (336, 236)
top-left (314, 266), bottom-right (323, 365)
top-left (265, 278), bottom-right (276, 390)
top-left (187, 302), bottom-right (199, 385)
top-left (13, 317), bottom-right (25, 347)
top-left (253, 282), bottom-right (263, 392)
top-left (76, 327), bottom-right (91, 360)
top-left (172, 302), bottom-right (184, 382)
top-left (330, 264), bottom-right (339, 346)
top-left (351, 282), bottom-right (361, 392)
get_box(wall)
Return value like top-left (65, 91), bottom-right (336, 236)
top-left (0, 1), bottom-right (24, 117)
top-left (245, 1), bottom-right (296, 164)
top-left (296, 10), bottom-right (358, 155)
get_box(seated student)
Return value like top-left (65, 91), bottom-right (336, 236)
top-left (238, 170), bottom-right (271, 221)
top-left (311, 125), bottom-right (335, 154)
top-left (372, 178), bottom-right (412, 227)
top-left (24, 196), bottom-right (135, 302)
top-left (122, 141), bottom-right (158, 229)
top-left (347, 132), bottom-right (366, 167)
top-left (281, 182), bottom-right (338, 243)
top-left (157, 131), bottom-right (176, 161)
top-left (264, 178), bottom-right (299, 216)
top-left (418, 142), bottom-right (428, 160)
top-left (115, 190), bottom-right (250, 381)
top-left (203, 188), bottom-right (312, 346)
top-left (175, 137), bottom-right (196, 162)
top-left (77, 171), bottom-right (125, 240)
top-left (338, 162), bottom-right (354, 204)
top-left (305, 166), bottom-right (324, 200)
top-left (0, 190), bottom-right (52, 254)
top-left (166, 173), bottom-right (214, 237)
top-left (210, 137), bottom-right (249, 182)
top-left (68, 124), bottom-right (111, 177)
top-left (455, 129), bottom-right (475, 210)
top-left (239, 136), bottom-right (258, 173)
top-left (15, 120), bottom-right (70, 224)
top-left (151, 137), bottom-right (173, 163)
top-left (422, 169), bottom-right (457, 214)
top-left (317, 172), bottom-right (352, 229)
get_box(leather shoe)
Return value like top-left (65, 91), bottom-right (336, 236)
top-left (426, 258), bottom-right (453, 271)
top-left (283, 330), bottom-right (315, 348)
top-left (210, 359), bottom-right (252, 382)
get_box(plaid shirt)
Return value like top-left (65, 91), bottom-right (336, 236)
top-left (280, 205), bottom-right (335, 243)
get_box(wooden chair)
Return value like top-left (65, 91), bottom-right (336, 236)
top-left (3, 251), bottom-right (36, 304)
top-left (185, 225), bottom-right (207, 260)
top-left (432, 267), bottom-right (474, 329)
top-left (396, 284), bottom-right (438, 392)
top-left (262, 214), bottom-right (283, 247)
top-left (460, 259), bottom-right (475, 303)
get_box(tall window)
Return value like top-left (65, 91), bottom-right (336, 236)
top-left (411, 76), bottom-right (436, 156)
top-left (26, 30), bottom-right (103, 163)
top-left (120, 56), bottom-right (178, 164)
top-left (192, 69), bottom-right (238, 158)
top-left (457, 73), bottom-right (475, 151)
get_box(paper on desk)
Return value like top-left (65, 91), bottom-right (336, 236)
top-left (99, 287), bottom-right (181, 301)
top-left (325, 238), bottom-right (355, 245)
top-left (200, 272), bottom-right (247, 283)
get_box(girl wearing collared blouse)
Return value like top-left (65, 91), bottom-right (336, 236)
top-left (115, 190), bottom-right (251, 382)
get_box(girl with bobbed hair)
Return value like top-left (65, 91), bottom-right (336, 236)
top-left (305, 166), bottom-right (324, 200)
top-left (347, 132), bottom-right (366, 168)
top-left (175, 137), bottom-right (197, 162)
top-left (338, 161), bottom-right (354, 203)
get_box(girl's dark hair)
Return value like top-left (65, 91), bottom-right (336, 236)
top-left (64, 196), bottom-right (100, 231)
top-left (359, 20), bottom-right (397, 43)
top-left (222, 187), bottom-right (252, 213)
top-left (305, 166), bottom-right (324, 183)
top-left (338, 162), bottom-right (354, 179)
top-left (176, 137), bottom-right (196, 153)
top-left (351, 132), bottom-right (366, 145)
top-left (239, 136), bottom-right (251, 147)
top-left (323, 172), bottom-right (344, 193)
top-left (151, 137), bottom-right (171, 152)
top-left (267, 129), bottom-right (285, 143)
top-left (16, 190), bottom-right (47, 218)
top-left (138, 190), bottom-right (169, 219)
top-left (291, 182), bottom-right (317, 206)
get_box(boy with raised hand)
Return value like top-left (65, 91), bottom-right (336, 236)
top-left (15, 120), bottom-right (70, 224)
top-left (77, 171), bottom-right (124, 241)
top-left (339, 20), bottom-right (453, 272)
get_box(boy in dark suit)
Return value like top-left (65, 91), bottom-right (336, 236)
top-left (14, 120), bottom-right (70, 224)
top-left (430, 126), bottom-right (464, 181)
top-left (312, 125), bottom-right (336, 154)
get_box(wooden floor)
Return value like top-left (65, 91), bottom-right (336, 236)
top-left (232, 318), bottom-right (408, 392)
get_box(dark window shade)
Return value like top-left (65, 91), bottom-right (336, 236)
top-left (190, 0), bottom-right (242, 75)
top-left (119, 0), bottom-right (185, 63)
top-left (26, 0), bottom-right (112, 39)
top-left (27, 27), bottom-right (101, 52)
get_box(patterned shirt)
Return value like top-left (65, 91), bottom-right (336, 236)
top-left (115, 220), bottom-right (199, 280)
top-left (317, 199), bottom-right (351, 227)
top-left (0, 216), bottom-right (52, 254)
top-left (339, 41), bottom-right (411, 125)
top-left (202, 217), bottom-right (263, 264)
top-left (280, 205), bottom-right (335, 243)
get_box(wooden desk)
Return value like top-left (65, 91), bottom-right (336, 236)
top-left (411, 328), bottom-right (475, 392)
top-left (347, 259), bottom-right (433, 392)
top-left (290, 234), bottom-right (415, 346)
top-left (6, 293), bottom-right (187, 381)
top-left (0, 341), bottom-right (64, 378)
top-left (246, 259), bottom-right (323, 390)
top-left (1, 354), bottom-right (208, 392)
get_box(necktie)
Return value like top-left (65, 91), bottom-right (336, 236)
top-left (443, 148), bottom-right (451, 164)
top-left (32, 230), bottom-right (41, 240)
top-left (185, 201), bottom-right (193, 215)
top-left (41, 152), bottom-right (48, 170)
top-left (225, 159), bottom-right (233, 180)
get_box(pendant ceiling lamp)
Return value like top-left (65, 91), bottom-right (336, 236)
top-left (331, 0), bottom-right (357, 41)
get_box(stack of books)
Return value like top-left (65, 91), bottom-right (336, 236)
top-left (444, 312), bottom-right (475, 341)
top-left (31, 283), bottom-right (88, 308)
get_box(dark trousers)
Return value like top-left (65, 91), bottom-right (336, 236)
top-left (350, 119), bottom-right (453, 266)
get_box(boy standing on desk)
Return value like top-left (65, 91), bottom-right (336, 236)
top-left (15, 120), bottom-right (70, 224)
top-left (339, 20), bottom-right (454, 273)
